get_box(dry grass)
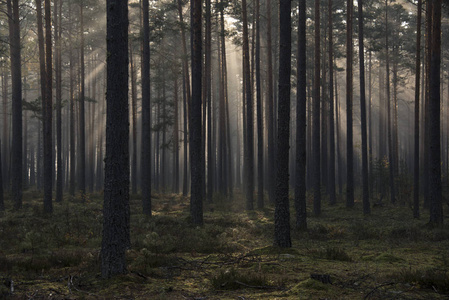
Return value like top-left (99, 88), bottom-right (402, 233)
top-left (0, 189), bottom-right (448, 299)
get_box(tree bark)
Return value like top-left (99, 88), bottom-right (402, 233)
top-left (256, 0), bottom-right (263, 209)
top-left (313, 0), bottom-right (321, 215)
top-left (295, 0), bottom-right (307, 230)
top-left (358, 0), bottom-right (370, 215)
top-left (346, 0), bottom-right (354, 208)
top-left (413, 0), bottom-right (422, 219)
top-left (266, 0), bottom-right (275, 204)
top-left (242, 0), bottom-right (254, 210)
top-left (101, 0), bottom-right (130, 277)
top-left (428, 0), bottom-right (443, 225)
top-left (7, 0), bottom-right (22, 209)
top-left (328, 0), bottom-right (336, 205)
top-left (274, 0), bottom-right (292, 248)
top-left (55, 0), bottom-right (63, 203)
top-left (385, 0), bottom-right (396, 204)
top-left (79, 0), bottom-right (86, 200)
top-left (141, 0), bottom-right (151, 215)
top-left (190, 0), bottom-right (203, 225)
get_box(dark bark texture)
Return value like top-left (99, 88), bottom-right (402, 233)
top-left (274, 0), bottom-right (292, 248)
top-left (190, 0), bottom-right (203, 225)
top-left (295, 0), bottom-right (307, 230)
top-left (101, 0), bottom-right (130, 277)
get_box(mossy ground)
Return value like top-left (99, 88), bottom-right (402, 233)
top-left (0, 189), bottom-right (448, 299)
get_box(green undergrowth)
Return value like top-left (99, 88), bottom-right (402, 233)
top-left (0, 189), bottom-right (448, 299)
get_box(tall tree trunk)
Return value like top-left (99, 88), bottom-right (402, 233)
top-left (36, 0), bottom-right (53, 212)
top-left (101, 0), bottom-right (129, 277)
top-left (266, 0), bottom-right (275, 204)
top-left (174, 77), bottom-right (180, 193)
top-left (55, 0), bottom-right (63, 203)
top-left (313, 0), bottom-right (321, 215)
top-left (242, 0), bottom-right (254, 210)
top-left (256, 0), bottom-right (263, 208)
top-left (205, 0), bottom-right (212, 202)
top-left (346, 0), bottom-right (354, 208)
top-left (178, 0), bottom-right (191, 197)
top-left (274, 0), bottom-right (292, 248)
top-left (68, 2), bottom-right (76, 196)
top-left (0, 138), bottom-right (3, 211)
top-left (328, 0), bottom-right (336, 205)
top-left (413, 0), bottom-right (422, 219)
top-left (385, 0), bottom-right (396, 204)
top-left (130, 44), bottom-right (138, 195)
top-left (335, 68), bottom-right (342, 195)
top-left (141, 0), bottom-right (151, 215)
top-left (358, 0), bottom-right (370, 214)
top-left (428, 0), bottom-right (443, 225)
top-left (7, 0), bottom-right (22, 209)
top-left (295, 0), bottom-right (307, 230)
top-left (2, 71), bottom-right (9, 191)
top-left (190, 0), bottom-right (203, 225)
top-left (79, 0), bottom-right (86, 200)
top-left (368, 50), bottom-right (373, 196)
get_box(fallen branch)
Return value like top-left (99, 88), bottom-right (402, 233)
top-left (234, 280), bottom-right (279, 290)
top-left (363, 282), bottom-right (395, 299)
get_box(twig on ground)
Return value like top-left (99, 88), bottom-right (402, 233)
top-left (363, 282), bottom-right (395, 299)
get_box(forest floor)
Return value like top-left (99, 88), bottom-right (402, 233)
top-left (0, 190), bottom-right (449, 299)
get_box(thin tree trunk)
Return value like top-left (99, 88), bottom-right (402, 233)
top-left (266, 0), bottom-right (275, 204)
top-left (295, 0), bottom-right (307, 230)
top-left (328, 0), bottom-right (336, 205)
top-left (79, 0), bottom-right (86, 200)
top-left (313, 0), bottom-right (321, 215)
top-left (205, 0), bottom-right (212, 202)
top-left (428, 0), bottom-right (443, 225)
top-left (178, 0), bottom-right (190, 197)
top-left (414, 0), bottom-right (422, 219)
top-left (130, 43), bottom-right (138, 195)
top-left (346, 0), bottom-right (354, 208)
top-left (255, 0), bottom-right (263, 208)
top-left (0, 138), bottom-right (3, 211)
top-left (174, 77), bottom-right (180, 193)
top-left (385, 0), bottom-right (396, 204)
top-left (141, 0), bottom-right (151, 215)
top-left (55, 0), bottom-right (63, 203)
top-left (7, 0), bottom-right (22, 209)
top-left (68, 1), bottom-right (76, 196)
top-left (190, 0), bottom-right (203, 225)
top-left (358, 0), bottom-right (370, 214)
top-left (242, 0), bottom-right (254, 210)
